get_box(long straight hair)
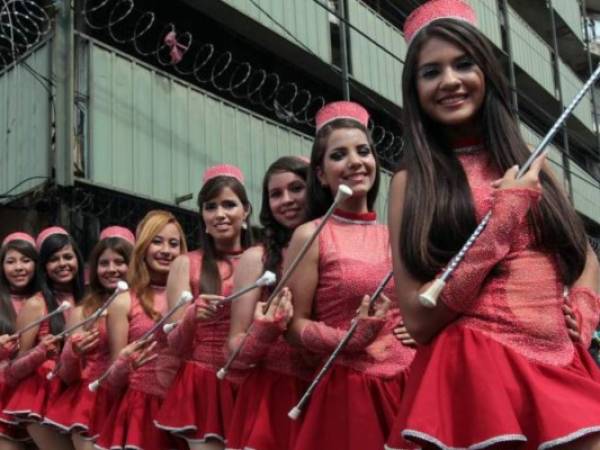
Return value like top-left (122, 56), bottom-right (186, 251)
top-left (38, 234), bottom-right (85, 335)
top-left (0, 240), bottom-right (40, 334)
top-left (130, 210), bottom-right (188, 320)
top-left (82, 237), bottom-right (133, 318)
top-left (306, 119), bottom-right (381, 220)
top-left (260, 156), bottom-right (309, 280)
top-left (398, 19), bottom-right (587, 284)
top-left (197, 176), bottom-right (253, 294)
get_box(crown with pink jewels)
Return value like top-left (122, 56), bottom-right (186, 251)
top-left (36, 226), bottom-right (69, 250)
top-left (315, 101), bottom-right (369, 133)
top-left (403, 0), bottom-right (477, 45)
top-left (99, 226), bottom-right (135, 245)
top-left (2, 232), bottom-right (36, 248)
top-left (202, 164), bottom-right (244, 184)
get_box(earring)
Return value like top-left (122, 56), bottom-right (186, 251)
top-left (242, 221), bottom-right (248, 230)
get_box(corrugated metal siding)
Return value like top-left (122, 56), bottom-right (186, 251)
top-left (553, 0), bottom-right (583, 42)
top-left (374, 170), bottom-right (390, 223)
top-left (509, 6), bottom-right (555, 97)
top-left (559, 60), bottom-right (594, 131)
top-left (571, 162), bottom-right (600, 224)
top-left (85, 40), bottom-right (313, 212)
top-left (519, 122), bottom-right (565, 185)
top-left (220, 0), bottom-right (331, 62)
top-left (348, 0), bottom-right (404, 106)
top-left (469, 0), bottom-right (502, 48)
top-left (0, 42), bottom-right (51, 198)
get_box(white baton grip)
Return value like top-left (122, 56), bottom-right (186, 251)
top-left (418, 278), bottom-right (446, 309)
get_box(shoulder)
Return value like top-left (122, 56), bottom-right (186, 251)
top-left (292, 221), bottom-right (318, 242)
top-left (390, 170), bottom-right (408, 191)
top-left (108, 292), bottom-right (131, 317)
top-left (240, 245), bottom-right (265, 263)
top-left (22, 294), bottom-right (45, 314)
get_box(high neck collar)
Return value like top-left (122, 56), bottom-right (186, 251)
top-left (332, 209), bottom-right (377, 225)
top-left (451, 137), bottom-right (484, 154)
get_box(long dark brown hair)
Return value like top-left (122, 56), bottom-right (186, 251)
top-left (198, 176), bottom-right (253, 294)
top-left (260, 156), bottom-right (309, 280)
top-left (399, 19), bottom-right (587, 284)
top-left (82, 237), bottom-right (133, 318)
top-left (0, 240), bottom-right (40, 334)
top-left (306, 119), bottom-right (381, 220)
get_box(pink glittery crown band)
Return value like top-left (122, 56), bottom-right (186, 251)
top-left (36, 226), bottom-right (69, 250)
top-left (315, 101), bottom-right (369, 132)
top-left (99, 226), bottom-right (135, 245)
top-left (202, 164), bottom-right (245, 184)
top-left (2, 232), bottom-right (36, 248)
top-left (403, 0), bottom-right (477, 45)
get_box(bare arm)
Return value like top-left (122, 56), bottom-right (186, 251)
top-left (106, 293), bottom-right (131, 362)
top-left (166, 255), bottom-right (191, 321)
top-left (388, 171), bottom-right (457, 344)
top-left (16, 296), bottom-right (45, 354)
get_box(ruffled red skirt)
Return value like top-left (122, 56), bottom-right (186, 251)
top-left (95, 388), bottom-right (185, 450)
top-left (293, 364), bottom-right (409, 450)
top-left (154, 360), bottom-right (237, 444)
top-left (43, 379), bottom-right (112, 439)
top-left (226, 367), bottom-right (307, 450)
top-left (88, 385), bottom-right (122, 440)
top-left (3, 365), bottom-right (63, 422)
top-left (386, 325), bottom-right (600, 450)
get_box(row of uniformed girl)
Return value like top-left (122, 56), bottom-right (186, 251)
top-left (1, 1), bottom-right (600, 449)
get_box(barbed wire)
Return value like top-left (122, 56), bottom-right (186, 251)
top-left (79, 0), bottom-right (403, 165)
top-left (0, 0), bottom-right (52, 69)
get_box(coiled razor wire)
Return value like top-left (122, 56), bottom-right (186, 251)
top-left (80, 0), bottom-right (404, 165)
top-left (0, 0), bottom-right (52, 69)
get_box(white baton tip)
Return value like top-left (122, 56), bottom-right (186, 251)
top-left (216, 368), bottom-right (227, 380)
top-left (163, 323), bottom-right (176, 334)
top-left (336, 184), bottom-right (353, 200)
top-left (88, 380), bottom-right (100, 392)
top-left (418, 278), bottom-right (446, 309)
top-left (181, 291), bottom-right (194, 303)
top-left (288, 406), bottom-right (301, 420)
top-left (116, 280), bottom-right (128, 291)
top-left (46, 371), bottom-right (55, 380)
top-left (256, 271), bottom-right (277, 287)
top-left (58, 301), bottom-right (72, 312)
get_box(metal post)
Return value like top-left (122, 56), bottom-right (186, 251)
top-left (53, 0), bottom-right (74, 187)
top-left (337, 0), bottom-right (350, 100)
top-left (548, 0), bottom-right (573, 199)
top-left (581, 0), bottom-right (600, 154)
top-left (498, 0), bottom-right (519, 113)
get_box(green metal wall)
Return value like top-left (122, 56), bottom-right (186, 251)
top-left (469, 0), bottom-right (502, 48)
top-left (83, 39), bottom-right (312, 213)
top-left (0, 42), bottom-right (51, 199)
top-left (348, 0), bottom-right (405, 106)
top-left (560, 59), bottom-right (594, 131)
top-left (508, 6), bottom-right (555, 97)
top-left (553, 0), bottom-right (583, 42)
top-left (519, 122), bottom-right (564, 185)
top-left (220, 0), bottom-right (331, 62)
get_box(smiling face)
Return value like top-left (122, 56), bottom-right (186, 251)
top-left (317, 127), bottom-right (377, 202)
top-left (144, 223), bottom-right (182, 276)
top-left (3, 249), bottom-right (35, 291)
top-left (46, 245), bottom-right (78, 288)
top-left (96, 248), bottom-right (129, 290)
top-left (201, 186), bottom-right (248, 247)
top-left (267, 171), bottom-right (307, 229)
top-left (416, 36), bottom-right (485, 133)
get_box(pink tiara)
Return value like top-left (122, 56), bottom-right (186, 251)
top-left (99, 226), bottom-right (135, 245)
top-left (202, 164), bottom-right (244, 184)
top-left (36, 226), bottom-right (69, 250)
top-left (315, 101), bottom-right (369, 132)
top-left (403, 0), bottom-right (477, 45)
top-left (2, 232), bottom-right (36, 248)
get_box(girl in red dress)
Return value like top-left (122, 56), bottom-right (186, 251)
top-left (154, 165), bottom-right (253, 450)
top-left (43, 226), bottom-right (135, 449)
top-left (226, 156), bottom-right (311, 450)
top-left (95, 211), bottom-right (188, 450)
top-left (286, 101), bottom-right (417, 450)
top-left (387, 1), bottom-right (600, 449)
top-left (4, 227), bottom-right (85, 449)
top-left (0, 232), bottom-right (39, 449)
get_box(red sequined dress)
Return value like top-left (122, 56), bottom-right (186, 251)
top-left (3, 291), bottom-right (75, 422)
top-left (154, 250), bottom-right (243, 444)
top-left (226, 245), bottom-right (314, 450)
top-left (386, 145), bottom-right (600, 450)
top-left (42, 307), bottom-right (111, 440)
top-left (95, 286), bottom-right (184, 450)
top-left (0, 294), bottom-right (33, 441)
top-left (292, 210), bottom-right (417, 450)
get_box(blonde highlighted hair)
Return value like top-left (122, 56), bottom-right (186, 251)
top-left (129, 210), bottom-right (188, 319)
